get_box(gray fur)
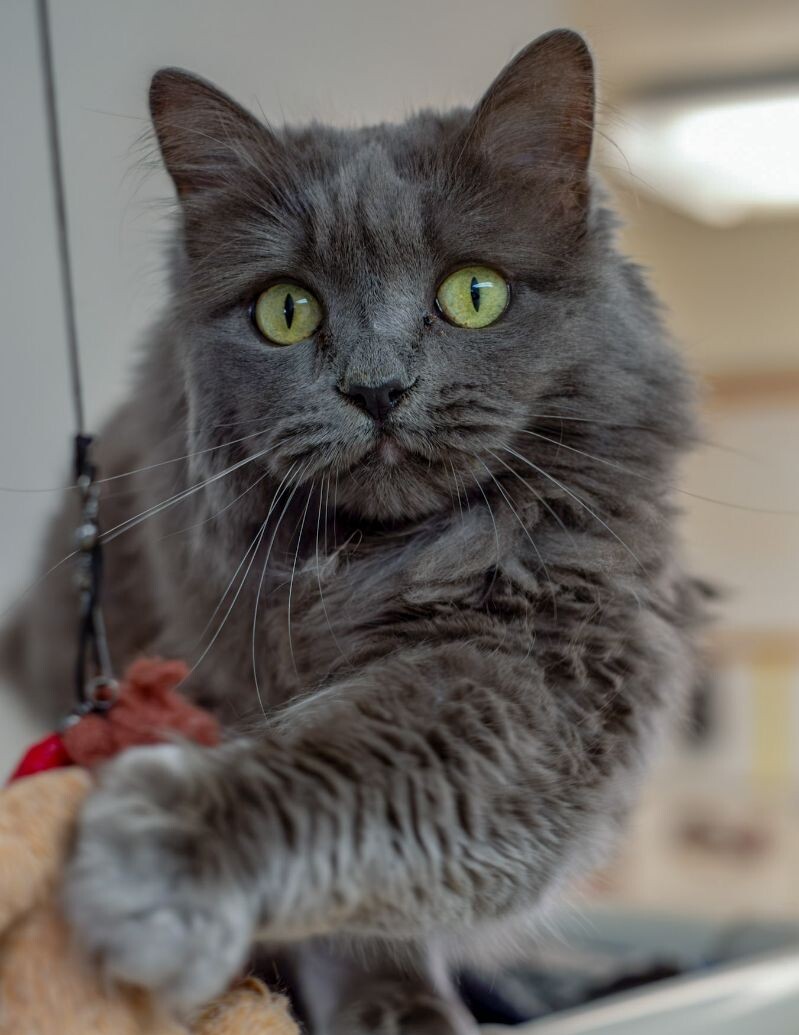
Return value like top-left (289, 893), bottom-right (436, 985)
top-left (3, 30), bottom-right (704, 1032)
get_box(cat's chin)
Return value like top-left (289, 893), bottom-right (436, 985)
top-left (335, 453), bottom-right (452, 523)
top-left (342, 431), bottom-right (407, 475)
top-left (374, 435), bottom-right (403, 467)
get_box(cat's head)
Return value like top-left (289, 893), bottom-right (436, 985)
top-left (149, 30), bottom-right (691, 524)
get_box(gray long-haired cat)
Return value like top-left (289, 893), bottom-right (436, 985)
top-left (3, 29), bottom-right (705, 1035)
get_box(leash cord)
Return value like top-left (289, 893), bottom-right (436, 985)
top-left (36, 0), bottom-right (116, 707)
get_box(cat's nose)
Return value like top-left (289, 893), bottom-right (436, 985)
top-left (339, 379), bottom-right (412, 422)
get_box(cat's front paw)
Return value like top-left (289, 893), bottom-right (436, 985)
top-left (64, 744), bottom-right (254, 1014)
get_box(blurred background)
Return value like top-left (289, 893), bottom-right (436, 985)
top-left (1, 0), bottom-right (798, 1028)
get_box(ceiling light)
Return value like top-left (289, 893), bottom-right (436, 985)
top-left (606, 85), bottom-right (799, 226)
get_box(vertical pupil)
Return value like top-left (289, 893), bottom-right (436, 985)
top-left (470, 276), bottom-right (481, 312)
top-left (284, 292), bottom-right (295, 329)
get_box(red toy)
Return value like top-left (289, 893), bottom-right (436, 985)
top-left (9, 657), bottom-right (219, 781)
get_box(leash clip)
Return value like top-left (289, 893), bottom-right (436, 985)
top-left (73, 434), bottom-right (115, 710)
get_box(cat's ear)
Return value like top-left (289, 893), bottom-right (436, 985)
top-left (149, 68), bottom-right (277, 198)
top-left (467, 30), bottom-right (595, 211)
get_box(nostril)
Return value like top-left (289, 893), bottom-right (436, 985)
top-left (339, 378), bottom-right (414, 422)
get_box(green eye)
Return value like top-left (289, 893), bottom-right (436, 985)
top-left (436, 265), bottom-right (509, 328)
top-left (253, 282), bottom-right (322, 345)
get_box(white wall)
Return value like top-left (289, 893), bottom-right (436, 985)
top-left (681, 405), bottom-right (799, 631)
top-left (1, 0), bottom-right (75, 759)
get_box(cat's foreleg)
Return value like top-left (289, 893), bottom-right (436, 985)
top-left (64, 645), bottom-right (608, 1018)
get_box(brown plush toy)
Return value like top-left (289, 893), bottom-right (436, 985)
top-left (10, 657), bottom-right (221, 780)
top-left (0, 660), bottom-right (300, 1035)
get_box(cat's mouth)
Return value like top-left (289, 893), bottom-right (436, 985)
top-left (340, 429), bottom-right (409, 478)
top-left (332, 427), bottom-right (462, 520)
top-left (332, 425), bottom-right (436, 487)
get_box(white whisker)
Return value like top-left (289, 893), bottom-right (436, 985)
top-left (519, 427), bottom-right (799, 517)
top-left (158, 469), bottom-right (271, 542)
top-left (469, 471), bottom-right (509, 657)
top-left (502, 445), bottom-right (646, 572)
top-left (184, 462), bottom-right (305, 693)
top-left (315, 473), bottom-right (347, 662)
top-left (486, 449), bottom-right (572, 541)
top-left (332, 469), bottom-right (340, 552)
top-left (95, 426), bottom-right (274, 487)
top-left (323, 471), bottom-right (331, 558)
top-left (191, 465), bottom-right (301, 648)
top-left (286, 483), bottom-right (315, 678)
top-left (447, 459), bottom-right (465, 524)
top-left (476, 457), bottom-right (557, 618)
top-left (101, 445), bottom-right (274, 545)
top-left (0, 548), bottom-right (79, 621)
top-left (182, 516), bottom-right (271, 689)
top-left (0, 443), bottom-right (276, 625)
top-left (0, 426), bottom-right (274, 495)
top-left (470, 471), bottom-right (501, 586)
top-left (251, 463), bottom-right (309, 712)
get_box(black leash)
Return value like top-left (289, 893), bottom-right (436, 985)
top-left (36, 0), bottom-right (116, 711)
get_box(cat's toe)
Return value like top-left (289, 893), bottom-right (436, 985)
top-left (63, 744), bottom-right (254, 1013)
